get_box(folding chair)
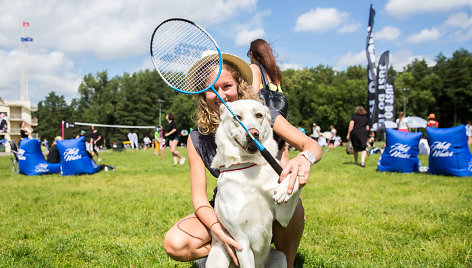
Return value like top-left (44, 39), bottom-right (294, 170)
top-left (10, 140), bottom-right (19, 174)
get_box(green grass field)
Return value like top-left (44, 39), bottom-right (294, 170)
top-left (1, 147), bottom-right (471, 267)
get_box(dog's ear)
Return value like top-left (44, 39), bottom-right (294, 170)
top-left (260, 104), bottom-right (278, 156)
top-left (211, 108), bottom-right (246, 168)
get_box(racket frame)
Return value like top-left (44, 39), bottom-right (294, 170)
top-left (150, 18), bottom-right (282, 175)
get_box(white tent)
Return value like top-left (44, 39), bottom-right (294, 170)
top-left (371, 121), bottom-right (397, 131)
top-left (405, 116), bottom-right (427, 128)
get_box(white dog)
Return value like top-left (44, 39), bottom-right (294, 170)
top-left (204, 99), bottom-right (302, 268)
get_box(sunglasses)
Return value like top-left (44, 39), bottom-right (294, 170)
top-left (246, 50), bottom-right (251, 58)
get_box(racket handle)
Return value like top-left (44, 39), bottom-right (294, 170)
top-left (260, 148), bottom-right (283, 175)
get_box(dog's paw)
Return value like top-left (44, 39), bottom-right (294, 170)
top-left (273, 175), bottom-right (300, 204)
top-left (273, 189), bottom-right (292, 204)
top-left (273, 182), bottom-right (293, 204)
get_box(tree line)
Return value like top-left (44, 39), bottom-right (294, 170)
top-left (34, 48), bottom-right (472, 146)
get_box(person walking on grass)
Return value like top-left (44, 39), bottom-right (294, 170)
top-left (164, 113), bottom-right (185, 165)
top-left (90, 125), bottom-right (102, 162)
top-left (347, 106), bottom-right (370, 167)
top-left (326, 125), bottom-right (337, 152)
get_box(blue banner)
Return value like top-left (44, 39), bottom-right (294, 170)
top-left (21, 37), bottom-right (33, 42)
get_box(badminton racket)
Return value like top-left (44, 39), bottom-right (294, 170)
top-left (150, 18), bottom-right (282, 175)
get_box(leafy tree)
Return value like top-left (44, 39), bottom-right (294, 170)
top-left (34, 91), bottom-right (71, 142)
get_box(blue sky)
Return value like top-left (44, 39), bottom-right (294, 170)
top-left (1, 0), bottom-right (471, 104)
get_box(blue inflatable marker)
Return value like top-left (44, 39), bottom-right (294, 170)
top-left (427, 125), bottom-right (472, 177)
top-left (378, 129), bottom-right (422, 173)
top-left (18, 138), bottom-right (61, 176)
top-left (57, 136), bottom-right (99, 176)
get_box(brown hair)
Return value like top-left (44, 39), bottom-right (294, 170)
top-left (248, 39), bottom-right (282, 85)
top-left (167, 113), bottom-right (175, 120)
top-left (194, 61), bottom-right (259, 135)
top-left (355, 106), bottom-right (367, 115)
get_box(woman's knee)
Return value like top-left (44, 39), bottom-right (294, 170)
top-left (164, 229), bottom-right (192, 261)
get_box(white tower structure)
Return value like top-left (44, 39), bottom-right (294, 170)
top-left (20, 21), bottom-right (32, 101)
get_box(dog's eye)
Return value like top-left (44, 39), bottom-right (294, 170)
top-left (234, 115), bottom-right (242, 121)
top-left (255, 113), bottom-right (263, 119)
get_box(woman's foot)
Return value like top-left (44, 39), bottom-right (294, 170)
top-left (360, 163), bottom-right (365, 167)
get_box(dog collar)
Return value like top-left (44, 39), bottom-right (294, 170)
top-left (219, 163), bottom-right (257, 173)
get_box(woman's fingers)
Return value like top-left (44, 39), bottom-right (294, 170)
top-left (225, 242), bottom-right (240, 267)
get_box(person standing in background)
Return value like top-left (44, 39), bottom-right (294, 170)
top-left (466, 121), bottom-right (472, 147)
top-left (247, 38), bottom-right (289, 166)
top-left (427, 113), bottom-right (439, 128)
top-left (310, 122), bottom-right (320, 142)
top-left (396, 112), bottom-right (409, 133)
top-left (90, 125), bottom-right (102, 162)
top-left (20, 121), bottom-right (31, 140)
top-left (326, 125), bottom-right (337, 152)
top-left (165, 113), bottom-right (185, 165)
top-left (76, 130), bottom-right (86, 139)
top-left (47, 136), bottom-right (62, 163)
top-left (346, 106), bottom-right (370, 167)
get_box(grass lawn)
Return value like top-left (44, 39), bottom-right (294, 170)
top-left (0, 146), bottom-right (471, 267)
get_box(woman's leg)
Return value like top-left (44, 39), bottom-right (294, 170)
top-left (169, 139), bottom-right (183, 165)
top-left (360, 150), bottom-right (367, 165)
top-left (272, 199), bottom-right (305, 268)
top-left (353, 151), bottom-right (358, 164)
top-left (164, 213), bottom-right (212, 261)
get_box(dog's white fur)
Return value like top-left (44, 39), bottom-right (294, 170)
top-left (204, 100), bottom-right (301, 268)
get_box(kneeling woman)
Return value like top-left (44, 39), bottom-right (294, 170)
top-left (163, 52), bottom-right (322, 267)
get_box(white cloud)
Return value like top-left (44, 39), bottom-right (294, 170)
top-left (407, 27), bottom-right (441, 43)
top-left (376, 26), bottom-right (401, 41)
top-left (0, 49), bottom-right (81, 103)
top-left (0, 0), bottom-right (257, 103)
top-left (338, 23), bottom-right (361, 33)
top-left (444, 12), bottom-right (472, 29)
top-left (335, 49), bottom-right (436, 72)
top-left (389, 50), bottom-right (436, 71)
top-left (386, 0), bottom-right (472, 17)
top-left (279, 62), bottom-right (302, 71)
top-left (336, 51), bottom-right (366, 69)
top-left (449, 28), bottom-right (472, 42)
top-left (235, 29), bottom-right (265, 46)
top-left (295, 8), bottom-right (349, 33)
top-left (0, 0), bottom-right (255, 59)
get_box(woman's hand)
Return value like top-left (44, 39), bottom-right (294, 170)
top-left (279, 153), bottom-right (312, 194)
top-left (211, 222), bottom-right (242, 266)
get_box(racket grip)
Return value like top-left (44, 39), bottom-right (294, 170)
top-left (260, 148), bottom-right (283, 175)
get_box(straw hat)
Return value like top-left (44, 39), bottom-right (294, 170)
top-left (187, 51), bottom-right (252, 92)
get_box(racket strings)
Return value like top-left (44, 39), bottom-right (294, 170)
top-left (151, 19), bottom-right (221, 93)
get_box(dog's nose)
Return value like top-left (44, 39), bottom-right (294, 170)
top-left (248, 128), bottom-right (259, 139)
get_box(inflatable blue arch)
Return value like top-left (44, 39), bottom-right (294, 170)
top-left (378, 129), bottom-right (422, 173)
top-left (57, 136), bottom-right (99, 176)
top-left (18, 138), bottom-right (61, 176)
top-left (427, 125), bottom-right (472, 177)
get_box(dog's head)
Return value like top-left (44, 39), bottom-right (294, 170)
top-left (211, 100), bottom-right (278, 168)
